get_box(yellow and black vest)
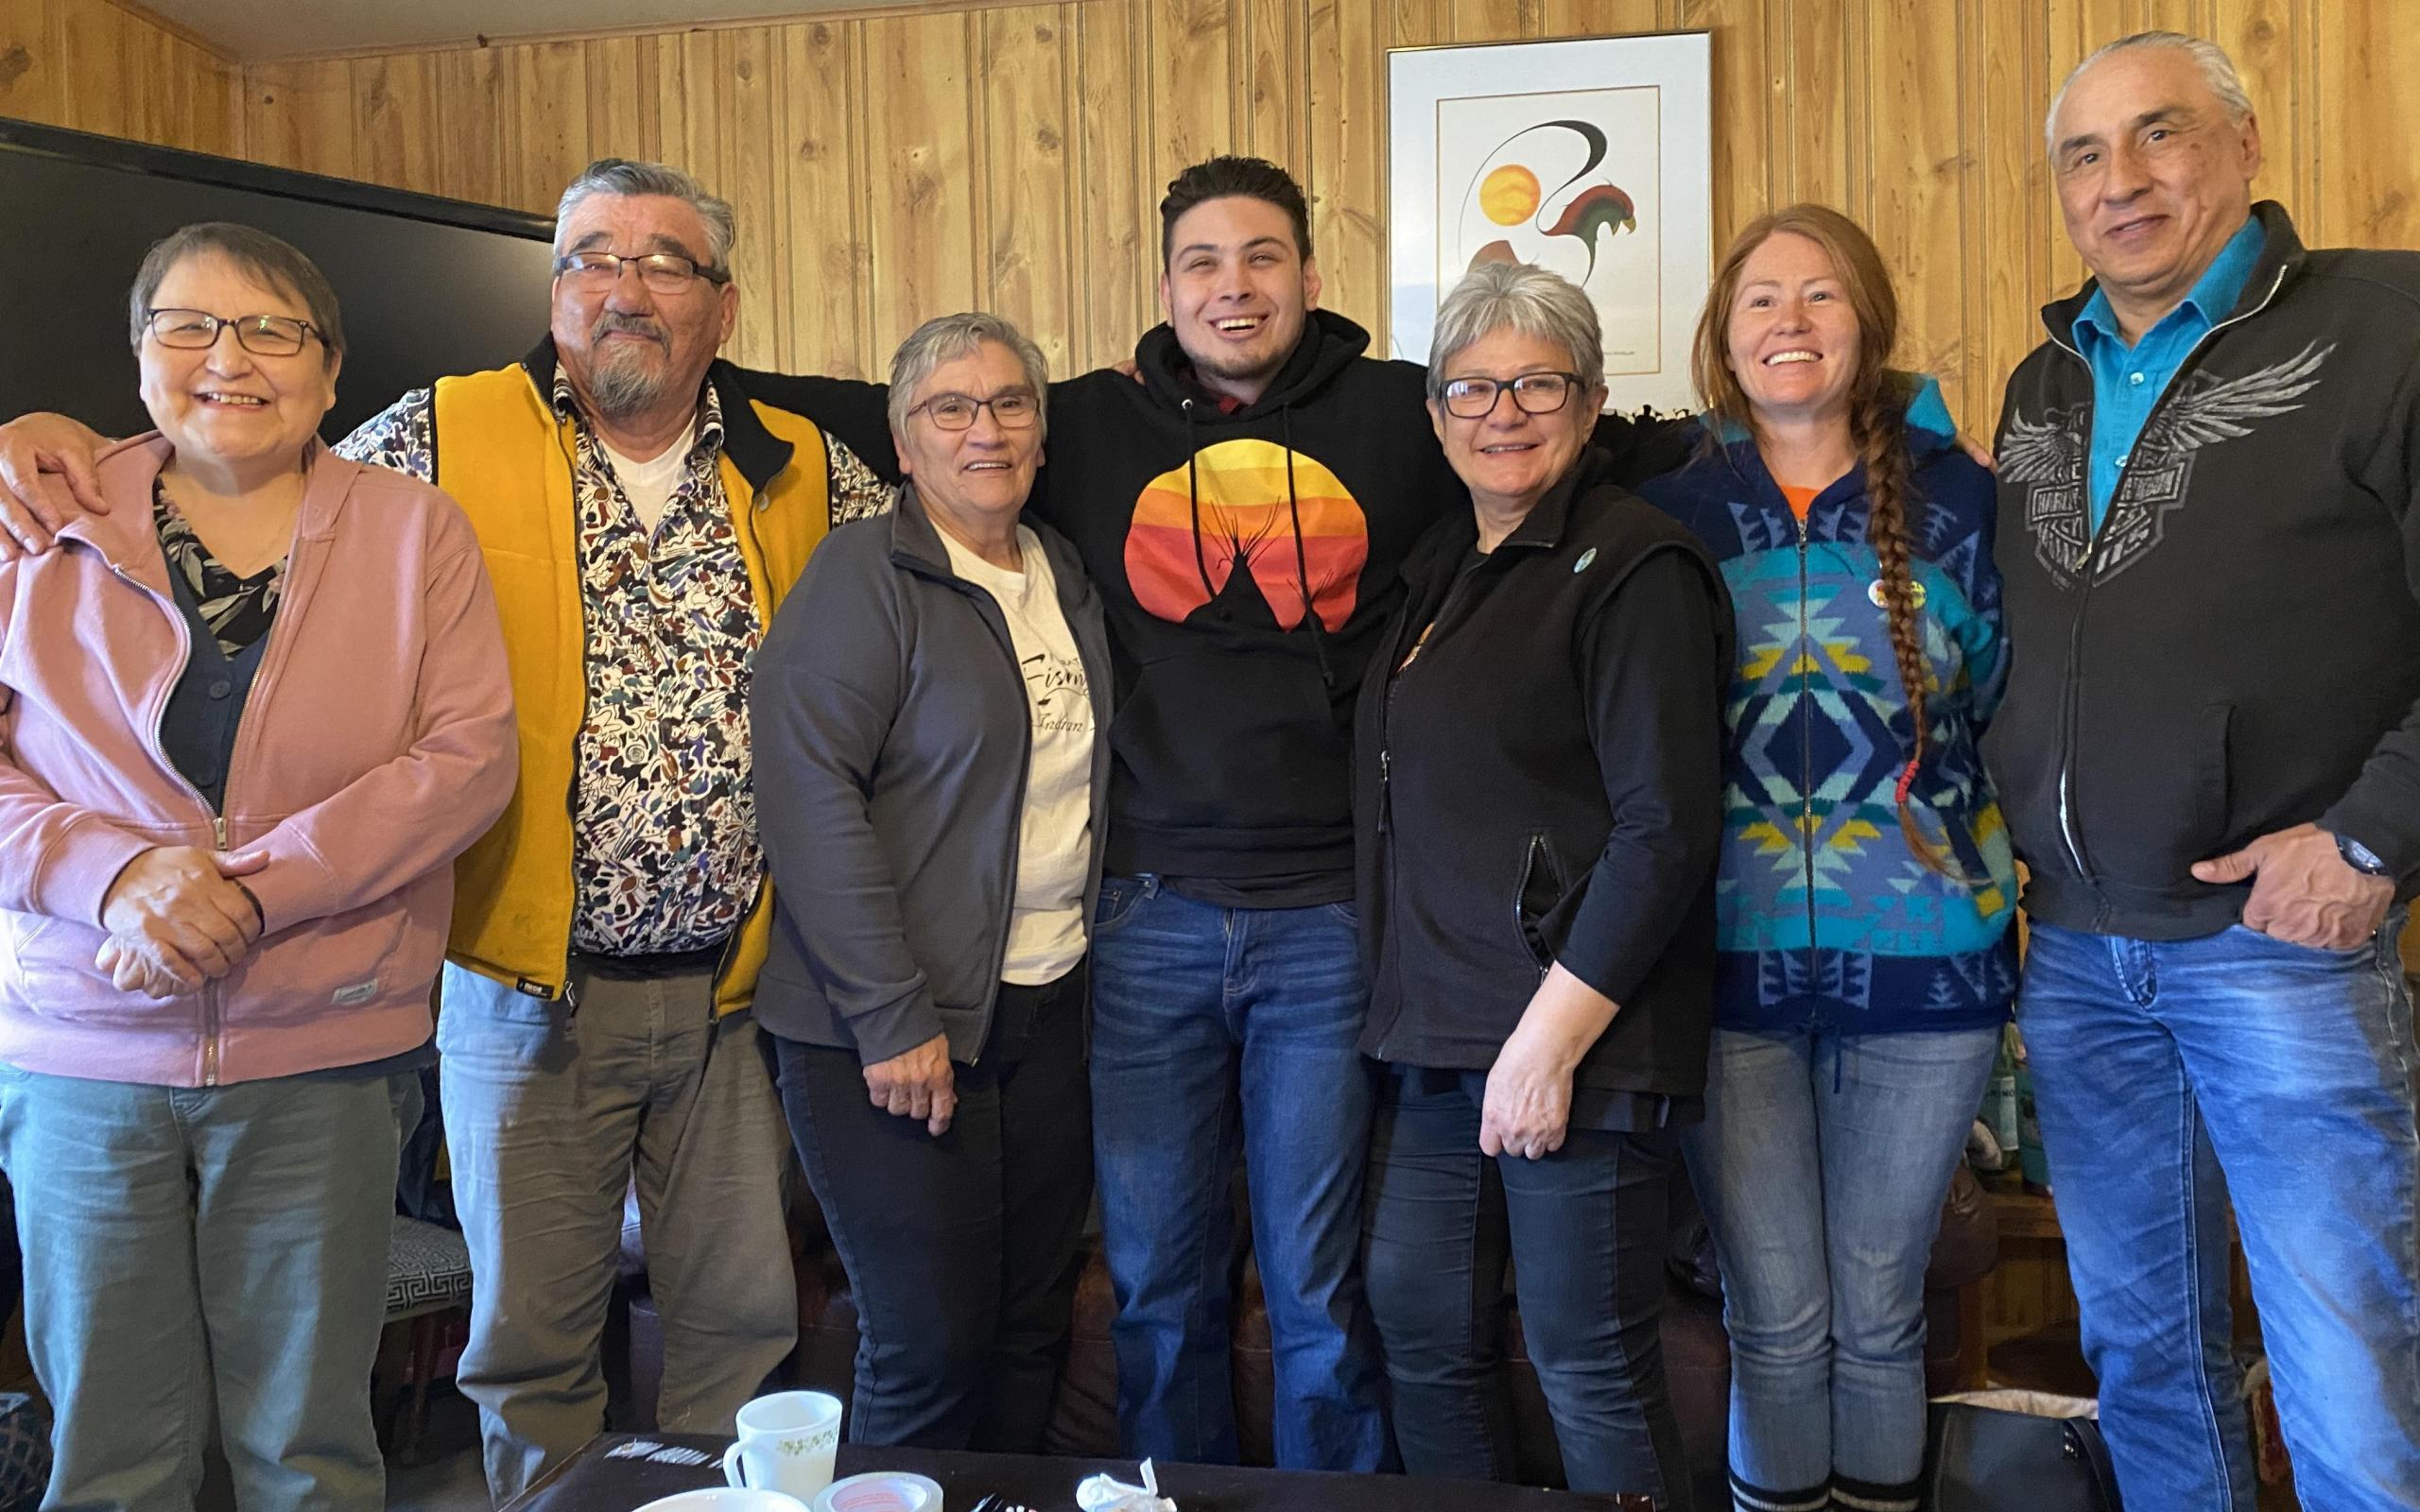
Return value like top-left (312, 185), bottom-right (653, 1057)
top-left (430, 342), bottom-right (836, 1016)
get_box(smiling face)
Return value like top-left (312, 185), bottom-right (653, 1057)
top-left (1724, 231), bottom-right (1862, 428)
top-left (1426, 326), bottom-right (1604, 520)
top-left (892, 340), bottom-right (1045, 543)
top-left (549, 192), bottom-right (738, 422)
top-left (2049, 43), bottom-right (2261, 329)
top-left (1158, 195), bottom-right (1321, 403)
top-left (137, 251), bottom-right (339, 480)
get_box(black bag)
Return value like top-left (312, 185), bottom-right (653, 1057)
top-left (1921, 1396), bottom-right (2122, 1512)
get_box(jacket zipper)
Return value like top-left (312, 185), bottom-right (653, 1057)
top-left (1369, 551), bottom-right (1494, 1061)
top-left (1795, 513), bottom-right (1820, 1021)
top-left (707, 457), bottom-right (776, 1022)
top-left (101, 551), bottom-right (276, 1090)
top-left (942, 562), bottom-right (1036, 1069)
top-left (554, 422), bottom-right (593, 1005)
top-left (2042, 263), bottom-right (2289, 921)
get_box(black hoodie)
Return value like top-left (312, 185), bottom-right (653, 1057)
top-left (742, 311), bottom-right (1686, 902)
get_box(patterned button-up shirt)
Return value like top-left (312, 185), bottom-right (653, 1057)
top-left (337, 368), bottom-right (893, 956)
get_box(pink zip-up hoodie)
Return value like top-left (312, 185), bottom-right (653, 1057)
top-left (0, 435), bottom-right (517, 1087)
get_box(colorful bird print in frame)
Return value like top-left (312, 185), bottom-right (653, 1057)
top-left (1389, 31), bottom-right (1712, 416)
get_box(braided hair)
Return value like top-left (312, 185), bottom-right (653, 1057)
top-left (1690, 203), bottom-right (1967, 880)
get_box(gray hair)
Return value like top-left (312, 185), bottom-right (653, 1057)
top-left (129, 222), bottom-right (346, 370)
top-left (2047, 31), bottom-right (2255, 151)
top-left (1426, 261), bottom-right (1604, 401)
top-left (886, 312), bottom-right (1052, 438)
top-left (553, 158), bottom-right (736, 275)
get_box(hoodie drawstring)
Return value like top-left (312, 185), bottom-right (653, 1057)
top-left (1280, 405), bottom-right (1336, 693)
top-left (1181, 399), bottom-right (1220, 603)
top-left (1176, 394), bottom-right (1337, 694)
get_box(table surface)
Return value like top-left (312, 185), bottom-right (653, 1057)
top-left (504, 1433), bottom-right (1629, 1512)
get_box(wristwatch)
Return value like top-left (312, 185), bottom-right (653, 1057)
top-left (2336, 833), bottom-right (2393, 878)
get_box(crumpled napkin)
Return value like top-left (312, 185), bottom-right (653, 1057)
top-left (1074, 1457), bottom-right (1179, 1512)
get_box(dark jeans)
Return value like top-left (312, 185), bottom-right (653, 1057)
top-left (1363, 1067), bottom-right (1689, 1507)
top-left (1087, 877), bottom-right (1392, 1471)
top-left (770, 961), bottom-right (1094, 1452)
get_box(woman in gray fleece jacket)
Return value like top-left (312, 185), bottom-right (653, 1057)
top-left (748, 312), bottom-right (1112, 1453)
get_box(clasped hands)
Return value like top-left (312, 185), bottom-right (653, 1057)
top-left (95, 845), bottom-right (268, 998)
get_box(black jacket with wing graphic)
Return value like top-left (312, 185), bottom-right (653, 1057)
top-left (1988, 201), bottom-right (2420, 937)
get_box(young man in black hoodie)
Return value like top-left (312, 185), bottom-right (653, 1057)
top-left (1989, 33), bottom-right (2420, 1511)
top-left (738, 158), bottom-right (1693, 1471)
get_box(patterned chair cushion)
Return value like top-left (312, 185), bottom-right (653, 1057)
top-left (0, 1393), bottom-right (48, 1512)
top-left (386, 1215), bottom-right (474, 1320)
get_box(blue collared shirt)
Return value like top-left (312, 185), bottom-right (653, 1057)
top-left (2070, 215), bottom-right (2265, 530)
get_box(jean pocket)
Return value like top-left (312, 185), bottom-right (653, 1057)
top-left (1092, 876), bottom-right (1150, 936)
top-left (434, 965), bottom-right (567, 1056)
top-left (2222, 922), bottom-right (2378, 966)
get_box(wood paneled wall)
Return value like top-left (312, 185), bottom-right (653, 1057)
top-left (3, 1), bottom-right (2411, 420)
top-left (222, 0), bottom-right (2414, 427)
top-left (0, 0), bottom-right (240, 154)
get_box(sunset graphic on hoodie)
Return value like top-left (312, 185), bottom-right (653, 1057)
top-left (1126, 438), bottom-right (1368, 633)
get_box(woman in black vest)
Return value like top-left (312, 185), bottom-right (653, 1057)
top-left (1356, 261), bottom-right (1733, 1506)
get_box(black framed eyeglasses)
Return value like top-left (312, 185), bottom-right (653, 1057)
top-left (1439, 370), bottom-right (1583, 419)
top-left (144, 308), bottom-right (321, 358)
top-left (553, 249), bottom-right (731, 293)
top-left (908, 389), bottom-right (1041, 432)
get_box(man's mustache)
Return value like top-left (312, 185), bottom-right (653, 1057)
top-left (590, 313), bottom-right (669, 350)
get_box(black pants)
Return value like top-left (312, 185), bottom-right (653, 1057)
top-left (1362, 1066), bottom-right (1689, 1507)
top-left (769, 961), bottom-right (1093, 1452)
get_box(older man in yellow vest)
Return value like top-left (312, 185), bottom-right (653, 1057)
top-left (0, 158), bottom-right (891, 1501)
top-left (359, 160), bottom-right (889, 1500)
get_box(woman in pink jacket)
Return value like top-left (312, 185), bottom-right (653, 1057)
top-left (0, 223), bottom-right (516, 1512)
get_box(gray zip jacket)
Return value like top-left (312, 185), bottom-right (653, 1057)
top-left (749, 485), bottom-right (1113, 1064)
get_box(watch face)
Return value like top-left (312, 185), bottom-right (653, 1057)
top-left (2341, 835), bottom-right (2390, 875)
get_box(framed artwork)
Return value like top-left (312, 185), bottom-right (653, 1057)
top-left (1388, 30), bottom-right (1713, 416)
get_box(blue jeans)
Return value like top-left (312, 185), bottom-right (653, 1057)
top-left (1364, 1068), bottom-right (1687, 1502)
top-left (1086, 876), bottom-right (1392, 1470)
top-left (2020, 918), bottom-right (2420, 1512)
top-left (0, 1065), bottom-right (406, 1512)
top-left (1682, 1025), bottom-right (2000, 1511)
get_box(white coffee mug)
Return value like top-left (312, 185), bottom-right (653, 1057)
top-left (722, 1390), bottom-right (843, 1501)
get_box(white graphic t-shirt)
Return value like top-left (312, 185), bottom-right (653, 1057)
top-left (937, 523), bottom-right (1095, 985)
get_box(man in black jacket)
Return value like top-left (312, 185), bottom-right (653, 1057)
top-left (1988, 32), bottom-right (2420, 1511)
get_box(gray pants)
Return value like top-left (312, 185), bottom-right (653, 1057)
top-left (438, 962), bottom-right (796, 1503)
top-left (0, 1065), bottom-right (406, 1512)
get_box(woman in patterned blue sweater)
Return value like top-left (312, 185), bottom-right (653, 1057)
top-left (1634, 204), bottom-right (2018, 1512)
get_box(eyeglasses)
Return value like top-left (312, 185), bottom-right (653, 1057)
top-left (909, 390), bottom-right (1041, 432)
top-left (144, 308), bottom-right (321, 358)
top-left (1438, 371), bottom-right (1583, 419)
top-left (553, 249), bottom-right (731, 294)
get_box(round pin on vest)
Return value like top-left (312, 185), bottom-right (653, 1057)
top-left (1868, 578), bottom-right (1927, 610)
top-left (1574, 547), bottom-right (1598, 574)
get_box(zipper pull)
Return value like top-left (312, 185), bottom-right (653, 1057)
top-left (214, 816), bottom-right (228, 850)
top-left (1377, 749), bottom-right (1392, 835)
